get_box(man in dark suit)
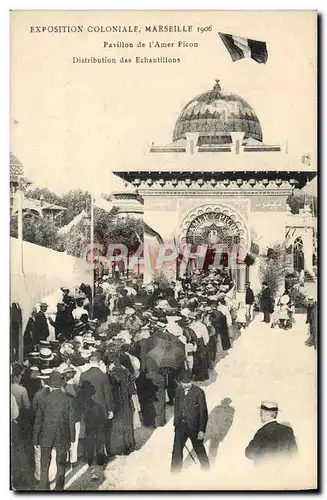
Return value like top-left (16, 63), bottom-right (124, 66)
top-left (261, 283), bottom-right (273, 323)
top-left (79, 351), bottom-right (114, 466)
top-left (171, 370), bottom-right (209, 473)
top-left (245, 401), bottom-right (298, 464)
top-left (33, 371), bottom-right (76, 490)
top-left (245, 282), bottom-right (255, 322)
top-left (34, 303), bottom-right (50, 345)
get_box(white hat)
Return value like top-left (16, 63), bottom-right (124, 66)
top-left (39, 348), bottom-right (54, 361)
top-left (260, 401), bottom-right (279, 412)
top-left (125, 307), bottom-right (135, 316)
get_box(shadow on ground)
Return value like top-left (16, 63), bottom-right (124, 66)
top-left (182, 397), bottom-right (235, 469)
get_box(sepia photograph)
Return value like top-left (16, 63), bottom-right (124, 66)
top-left (10, 9), bottom-right (317, 491)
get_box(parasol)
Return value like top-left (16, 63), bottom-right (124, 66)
top-left (146, 334), bottom-right (185, 370)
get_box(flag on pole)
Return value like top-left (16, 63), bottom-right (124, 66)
top-left (219, 32), bottom-right (268, 64)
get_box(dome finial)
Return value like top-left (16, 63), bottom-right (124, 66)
top-left (213, 79), bottom-right (221, 91)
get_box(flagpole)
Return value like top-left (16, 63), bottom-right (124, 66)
top-left (17, 176), bottom-right (24, 274)
top-left (17, 176), bottom-right (24, 362)
top-left (90, 194), bottom-right (94, 319)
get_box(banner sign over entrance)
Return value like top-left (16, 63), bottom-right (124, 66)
top-left (251, 196), bottom-right (287, 212)
top-left (187, 211), bottom-right (240, 236)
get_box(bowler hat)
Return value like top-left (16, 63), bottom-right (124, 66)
top-left (179, 370), bottom-right (193, 383)
top-left (71, 353), bottom-right (86, 366)
top-left (50, 340), bottom-right (60, 349)
top-left (48, 371), bottom-right (64, 389)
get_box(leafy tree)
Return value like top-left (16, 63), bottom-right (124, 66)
top-left (60, 190), bottom-right (91, 226)
top-left (94, 210), bottom-right (143, 250)
top-left (25, 188), bottom-right (92, 226)
top-left (58, 209), bottom-right (144, 259)
top-left (287, 189), bottom-right (317, 216)
top-left (10, 214), bottom-right (59, 249)
top-left (259, 242), bottom-right (291, 300)
top-left (25, 187), bottom-right (63, 206)
top-left (57, 218), bottom-right (90, 258)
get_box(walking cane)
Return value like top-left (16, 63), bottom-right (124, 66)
top-left (184, 443), bottom-right (198, 465)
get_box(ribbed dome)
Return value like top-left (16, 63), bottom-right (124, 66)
top-left (173, 81), bottom-right (263, 144)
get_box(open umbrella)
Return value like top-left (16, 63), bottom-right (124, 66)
top-left (146, 335), bottom-right (185, 371)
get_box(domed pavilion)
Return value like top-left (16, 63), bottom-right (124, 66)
top-left (113, 81), bottom-right (316, 294)
top-left (173, 79), bottom-right (262, 145)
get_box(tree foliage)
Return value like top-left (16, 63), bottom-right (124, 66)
top-left (57, 218), bottom-right (90, 258)
top-left (10, 214), bottom-right (59, 249)
top-left (57, 210), bottom-right (144, 258)
top-left (287, 189), bottom-right (317, 216)
top-left (26, 187), bottom-right (63, 206)
top-left (60, 190), bottom-right (91, 226)
top-left (25, 188), bottom-right (91, 226)
top-left (94, 210), bottom-right (143, 250)
top-left (259, 242), bottom-right (291, 299)
top-left (13, 184), bottom-right (144, 257)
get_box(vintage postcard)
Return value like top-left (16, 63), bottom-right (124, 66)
top-left (10, 10), bottom-right (317, 491)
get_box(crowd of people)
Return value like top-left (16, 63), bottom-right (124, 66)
top-left (11, 265), bottom-right (256, 491)
top-left (259, 280), bottom-right (317, 349)
top-left (11, 264), bottom-right (315, 490)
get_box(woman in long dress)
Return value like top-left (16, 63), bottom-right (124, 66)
top-left (107, 357), bottom-right (136, 456)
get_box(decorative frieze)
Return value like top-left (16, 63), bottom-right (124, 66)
top-left (134, 179), bottom-right (295, 192)
top-left (139, 189), bottom-right (293, 197)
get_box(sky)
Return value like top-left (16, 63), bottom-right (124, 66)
top-left (10, 10), bottom-right (317, 196)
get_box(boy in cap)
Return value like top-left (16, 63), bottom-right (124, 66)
top-left (171, 370), bottom-right (209, 473)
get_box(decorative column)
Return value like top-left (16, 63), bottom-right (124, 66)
top-left (236, 263), bottom-right (247, 299)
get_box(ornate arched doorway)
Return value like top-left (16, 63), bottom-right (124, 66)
top-left (178, 204), bottom-right (250, 284)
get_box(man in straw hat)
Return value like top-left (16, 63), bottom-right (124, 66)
top-left (171, 369), bottom-right (209, 473)
top-left (245, 401), bottom-right (298, 464)
top-left (33, 371), bottom-right (76, 490)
